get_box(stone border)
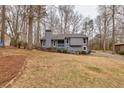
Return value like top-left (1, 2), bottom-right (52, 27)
top-left (3, 60), bottom-right (27, 88)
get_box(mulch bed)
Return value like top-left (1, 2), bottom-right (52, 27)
top-left (0, 55), bottom-right (26, 87)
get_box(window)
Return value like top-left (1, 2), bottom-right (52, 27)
top-left (43, 41), bottom-right (45, 46)
top-left (58, 40), bottom-right (64, 47)
top-left (67, 38), bottom-right (69, 43)
top-left (83, 46), bottom-right (86, 50)
top-left (84, 39), bottom-right (86, 43)
top-left (54, 41), bottom-right (55, 46)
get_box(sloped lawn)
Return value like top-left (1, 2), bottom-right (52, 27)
top-left (0, 48), bottom-right (124, 87)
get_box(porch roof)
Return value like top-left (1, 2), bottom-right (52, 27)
top-left (115, 43), bottom-right (124, 46)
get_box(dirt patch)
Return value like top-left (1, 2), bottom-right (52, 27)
top-left (0, 52), bottom-right (3, 56)
top-left (0, 55), bottom-right (26, 87)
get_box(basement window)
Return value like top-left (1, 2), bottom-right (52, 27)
top-left (67, 38), bottom-right (69, 43)
top-left (54, 41), bottom-right (56, 46)
top-left (83, 46), bottom-right (86, 50)
top-left (84, 39), bottom-right (86, 43)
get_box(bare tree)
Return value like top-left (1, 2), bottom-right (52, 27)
top-left (112, 5), bottom-right (116, 53)
top-left (58, 5), bottom-right (75, 34)
top-left (71, 11), bottom-right (83, 34)
top-left (44, 6), bottom-right (60, 34)
top-left (45, 5), bottom-right (82, 34)
top-left (1, 5), bottom-right (6, 47)
top-left (82, 17), bottom-right (94, 37)
top-left (27, 5), bottom-right (33, 50)
top-left (35, 5), bottom-right (46, 48)
top-left (98, 5), bottom-right (111, 51)
top-left (6, 5), bottom-right (25, 46)
top-left (95, 15), bottom-right (102, 49)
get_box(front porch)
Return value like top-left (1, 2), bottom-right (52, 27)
top-left (52, 40), bottom-right (65, 48)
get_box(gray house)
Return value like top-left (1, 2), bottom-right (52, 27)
top-left (41, 30), bottom-right (88, 53)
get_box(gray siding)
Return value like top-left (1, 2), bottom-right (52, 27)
top-left (45, 31), bottom-right (52, 48)
top-left (41, 31), bottom-right (88, 52)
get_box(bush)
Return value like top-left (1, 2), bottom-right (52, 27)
top-left (17, 41), bottom-right (22, 48)
top-left (118, 51), bottom-right (124, 55)
top-left (87, 50), bottom-right (91, 54)
top-left (63, 49), bottom-right (68, 53)
top-left (23, 42), bottom-right (27, 49)
top-left (79, 51), bottom-right (87, 55)
top-left (57, 49), bottom-right (63, 53)
top-left (79, 50), bottom-right (91, 55)
top-left (10, 39), bottom-right (17, 47)
top-left (50, 48), bottom-right (56, 52)
top-left (56, 49), bottom-right (68, 53)
top-left (46, 48), bottom-right (52, 51)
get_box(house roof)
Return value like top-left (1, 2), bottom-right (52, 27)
top-left (115, 43), bottom-right (124, 46)
top-left (41, 34), bottom-right (87, 40)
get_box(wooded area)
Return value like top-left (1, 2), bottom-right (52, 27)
top-left (0, 5), bottom-right (124, 52)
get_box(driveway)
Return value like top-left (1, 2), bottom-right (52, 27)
top-left (91, 51), bottom-right (124, 62)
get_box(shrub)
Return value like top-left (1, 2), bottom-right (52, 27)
top-left (79, 50), bottom-right (87, 55)
top-left (63, 49), bottom-right (68, 53)
top-left (118, 51), bottom-right (124, 55)
top-left (10, 39), bottom-right (17, 47)
top-left (79, 50), bottom-right (91, 55)
top-left (57, 49), bottom-right (68, 53)
top-left (46, 48), bottom-right (52, 51)
top-left (50, 48), bottom-right (56, 52)
top-left (17, 41), bottom-right (22, 48)
top-left (23, 42), bottom-right (27, 49)
top-left (57, 49), bottom-right (63, 53)
top-left (87, 50), bottom-right (91, 54)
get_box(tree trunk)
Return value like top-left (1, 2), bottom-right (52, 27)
top-left (103, 19), bottom-right (107, 51)
top-left (99, 25), bottom-right (102, 49)
top-left (1, 5), bottom-right (6, 47)
top-left (14, 9), bottom-right (19, 47)
top-left (36, 6), bottom-right (41, 48)
top-left (112, 5), bottom-right (115, 53)
top-left (27, 6), bottom-right (33, 50)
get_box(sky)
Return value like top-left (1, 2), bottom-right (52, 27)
top-left (75, 5), bottom-right (99, 19)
